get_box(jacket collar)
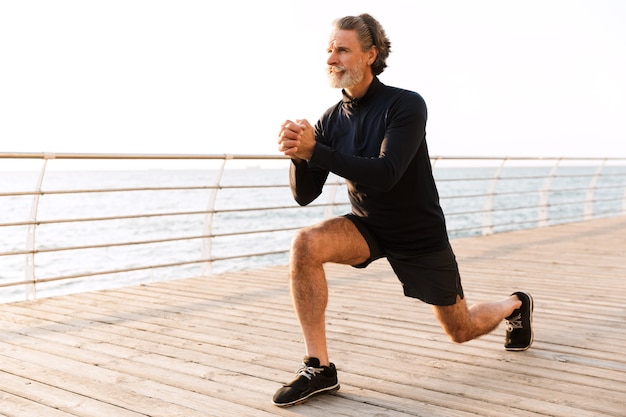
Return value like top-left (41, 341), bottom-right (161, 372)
top-left (341, 76), bottom-right (382, 109)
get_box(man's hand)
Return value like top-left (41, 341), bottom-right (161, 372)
top-left (277, 119), bottom-right (315, 161)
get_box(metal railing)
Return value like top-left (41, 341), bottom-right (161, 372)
top-left (1, 153), bottom-right (625, 302)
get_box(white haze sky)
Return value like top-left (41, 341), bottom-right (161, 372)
top-left (1, 0), bottom-right (625, 159)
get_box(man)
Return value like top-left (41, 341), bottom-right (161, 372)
top-left (273, 13), bottom-right (533, 407)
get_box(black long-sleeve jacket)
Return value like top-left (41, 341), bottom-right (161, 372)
top-left (290, 77), bottom-right (449, 254)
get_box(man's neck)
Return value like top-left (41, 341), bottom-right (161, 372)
top-left (344, 73), bottom-right (375, 100)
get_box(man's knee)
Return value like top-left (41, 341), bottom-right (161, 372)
top-left (290, 225), bottom-right (325, 264)
top-left (291, 227), bottom-right (313, 252)
top-left (437, 315), bottom-right (471, 343)
top-left (433, 297), bottom-right (473, 343)
top-left (445, 326), bottom-right (472, 344)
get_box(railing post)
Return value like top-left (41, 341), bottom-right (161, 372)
top-left (482, 158), bottom-right (507, 235)
top-left (584, 158), bottom-right (607, 220)
top-left (24, 155), bottom-right (52, 300)
top-left (538, 158), bottom-right (561, 227)
top-left (201, 156), bottom-right (230, 276)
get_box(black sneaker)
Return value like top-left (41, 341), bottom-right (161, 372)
top-left (272, 357), bottom-right (340, 407)
top-left (505, 291), bottom-right (534, 351)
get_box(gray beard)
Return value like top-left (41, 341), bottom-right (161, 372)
top-left (327, 61), bottom-right (364, 89)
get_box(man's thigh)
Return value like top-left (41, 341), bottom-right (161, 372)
top-left (293, 216), bottom-right (370, 266)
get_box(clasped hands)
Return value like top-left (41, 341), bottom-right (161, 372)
top-left (277, 119), bottom-right (315, 162)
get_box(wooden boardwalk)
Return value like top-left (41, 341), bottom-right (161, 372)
top-left (1, 216), bottom-right (625, 417)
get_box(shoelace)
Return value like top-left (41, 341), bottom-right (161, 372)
top-left (505, 312), bottom-right (523, 332)
top-left (296, 365), bottom-right (324, 380)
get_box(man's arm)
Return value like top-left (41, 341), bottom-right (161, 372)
top-left (289, 159), bottom-right (329, 206)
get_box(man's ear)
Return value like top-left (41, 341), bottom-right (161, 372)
top-left (368, 46), bottom-right (378, 65)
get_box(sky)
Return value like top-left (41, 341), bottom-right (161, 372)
top-left (1, 0), bottom-right (625, 159)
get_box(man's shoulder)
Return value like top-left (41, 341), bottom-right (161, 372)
top-left (378, 83), bottom-right (427, 116)
top-left (381, 82), bottom-right (425, 103)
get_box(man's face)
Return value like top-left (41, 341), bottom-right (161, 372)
top-left (326, 29), bottom-right (369, 89)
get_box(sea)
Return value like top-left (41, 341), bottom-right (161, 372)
top-left (1, 163), bottom-right (625, 303)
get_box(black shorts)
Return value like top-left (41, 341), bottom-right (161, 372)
top-left (344, 214), bottom-right (464, 306)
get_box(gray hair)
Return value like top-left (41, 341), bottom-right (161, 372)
top-left (332, 13), bottom-right (391, 76)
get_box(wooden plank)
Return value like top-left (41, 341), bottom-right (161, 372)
top-left (0, 389), bottom-right (78, 417)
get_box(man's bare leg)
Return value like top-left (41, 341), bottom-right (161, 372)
top-left (289, 217), bottom-right (370, 366)
top-left (432, 294), bottom-right (522, 343)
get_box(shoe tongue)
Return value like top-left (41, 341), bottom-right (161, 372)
top-left (303, 356), bottom-right (321, 367)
